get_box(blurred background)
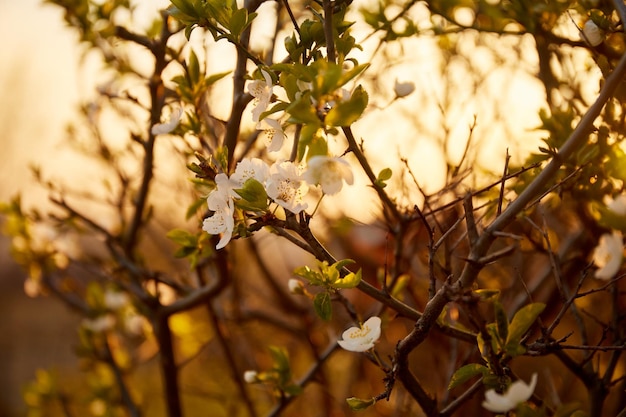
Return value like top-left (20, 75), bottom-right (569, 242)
top-left (0, 1), bottom-right (83, 415)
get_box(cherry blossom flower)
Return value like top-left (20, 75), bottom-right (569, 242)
top-left (581, 20), bottom-right (603, 46)
top-left (266, 161), bottom-right (309, 214)
top-left (394, 80), bottom-right (415, 98)
top-left (304, 156), bottom-right (354, 195)
top-left (248, 69), bottom-right (274, 123)
top-left (231, 158), bottom-right (270, 186)
top-left (202, 188), bottom-right (236, 249)
top-left (152, 106), bottom-right (183, 135)
top-left (257, 118), bottom-right (286, 152)
top-left (337, 316), bottom-right (382, 352)
top-left (482, 373), bottom-right (538, 413)
top-left (592, 231), bottom-right (624, 280)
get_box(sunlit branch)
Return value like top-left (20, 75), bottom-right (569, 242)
top-left (123, 13), bottom-right (172, 256)
top-left (342, 126), bottom-right (402, 222)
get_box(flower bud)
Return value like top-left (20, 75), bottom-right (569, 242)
top-left (243, 370), bottom-right (258, 383)
top-left (394, 80), bottom-right (415, 98)
top-left (288, 278), bottom-right (305, 295)
top-left (582, 20), bottom-right (603, 46)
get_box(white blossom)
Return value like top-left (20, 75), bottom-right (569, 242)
top-left (337, 316), bottom-right (382, 352)
top-left (266, 161), bottom-right (309, 214)
top-left (304, 156), bottom-right (354, 195)
top-left (482, 373), bottom-right (538, 413)
top-left (394, 80), bottom-right (415, 98)
top-left (231, 158), bottom-right (270, 186)
top-left (288, 278), bottom-right (304, 294)
top-left (248, 69), bottom-right (274, 123)
top-left (581, 20), bottom-right (603, 46)
top-left (151, 106), bottom-right (183, 135)
top-left (202, 207), bottom-right (235, 250)
top-left (243, 370), bottom-right (258, 383)
top-left (592, 231), bottom-right (624, 280)
top-left (203, 188), bottom-right (236, 249)
top-left (257, 118), bottom-right (286, 152)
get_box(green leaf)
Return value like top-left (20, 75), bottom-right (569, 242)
top-left (188, 49), bottom-right (200, 86)
top-left (338, 63), bottom-right (369, 87)
top-left (286, 92), bottom-right (321, 125)
top-left (333, 269), bottom-right (362, 289)
top-left (234, 178), bottom-right (268, 211)
top-left (494, 300), bottom-right (508, 342)
top-left (505, 303), bottom-right (545, 356)
top-left (374, 167), bottom-right (392, 188)
top-left (204, 70), bottom-right (231, 87)
top-left (293, 265), bottom-right (324, 286)
top-left (298, 125), bottom-right (328, 161)
top-left (325, 85), bottom-right (368, 126)
top-left (332, 258), bottom-right (356, 270)
top-left (346, 397), bottom-right (376, 411)
top-left (166, 229), bottom-right (197, 247)
top-left (448, 363), bottom-right (488, 390)
top-left (313, 292), bottom-right (332, 321)
top-left (269, 346), bottom-right (290, 373)
top-left (229, 7), bottom-right (248, 38)
top-left (169, 0), bottom-right (198, 17)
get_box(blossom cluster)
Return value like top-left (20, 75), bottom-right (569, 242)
top-left (201, 156), bottom-right (353, 249)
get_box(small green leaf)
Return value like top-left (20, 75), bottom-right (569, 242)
top-left (166, 229), bottom-right (197, 247)
top-left (229, 7), bottom-right (248, 38)
top-left (448, 363), bottom-right (488, 390)
top-left (494, 300), bottom-right (509, 342)
top-left (505, 303), bottom-right (545, 356)
top-left (332, 258), bottom-right (356, 270)
top-left (169, 0), bottom-right (198, 17)
top-left (374, 167), bottom-right (392, 188)
top-left (333, 269), bottom-right (362, 289)
top-left (293, 265), bottom-right (324, 286)
top-left (269, 346), bottom-right (290, 373)
top-left (234, 178), bottom-right (268, 211)
top-left (325, 85), bottom-right (369, 126)
top-left (204, 70), bottom-right (231, 87)
top-left (313, 292), bottom-right (332, 321)
top-left (286, 93), bottom-right (321, 125)
top-left (188, 49), bottom-right (200, 86)
top-left (346, 397), bottom-right (376, 411)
